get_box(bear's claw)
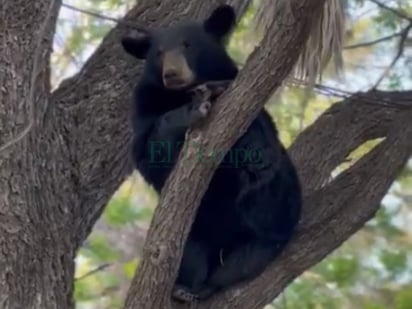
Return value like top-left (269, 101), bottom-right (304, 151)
top-left (189, 80), bottom-right (231, 103)
top-left (189, 100), bottom-right (212, 126)
top-left (172, 286), bottom-right (199, 303)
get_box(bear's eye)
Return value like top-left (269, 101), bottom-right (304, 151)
top-left (182, 40), bottom-right (191, 49)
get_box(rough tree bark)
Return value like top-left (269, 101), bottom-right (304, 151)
top-left (0, 1), bottom-right (76, 308)
top-left (0, 1), bottom-right (411, 309)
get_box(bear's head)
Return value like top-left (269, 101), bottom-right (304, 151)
top-left (121, 5), bottom-right (239, 90)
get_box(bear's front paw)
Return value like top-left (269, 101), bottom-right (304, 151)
top-left (189, 84), bottom-right (212, 103)
top-left (189, 80), bottom-right (231, 103)
top-left (189, 100), bottom-right (212, 126)
top-left (172, 285), bottom-right (199, 303)
top-left (204, 80), bottom-right (231, 100)
top-left (198, 100), bottom-right (212, 117)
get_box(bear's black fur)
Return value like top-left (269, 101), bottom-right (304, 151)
top-left (121, 4), bottom-right (302, 302)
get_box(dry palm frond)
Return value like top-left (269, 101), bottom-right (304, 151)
top-left (254, 0), bottom-right (345, 86)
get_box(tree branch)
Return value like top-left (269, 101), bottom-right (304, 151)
top-left (290, 90), bottom-right (412, 194)
top-left (369, 0), bottom-right (412, 22)
top-left (61, 3), bottom-right (148, 32)
top-left (344, 30), bottom-right (403, 49)
top-left (372, 23), bottom-right (412, 89)
top-left (74, 263), bottom-right (111, 281)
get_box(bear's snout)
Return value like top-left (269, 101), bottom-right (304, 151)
top-left (163, 69), bottom-right (184, 88)
top-left (162, 50), bottom-right (195, 90)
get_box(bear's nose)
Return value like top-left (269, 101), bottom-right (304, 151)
top-left (163, 70), bottom-right (179, 80)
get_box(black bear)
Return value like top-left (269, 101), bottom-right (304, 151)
top-left (121, 4), bottom-right (302, 302)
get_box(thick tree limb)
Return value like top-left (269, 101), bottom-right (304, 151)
top-left (290, 90), bottom-right (412, 194)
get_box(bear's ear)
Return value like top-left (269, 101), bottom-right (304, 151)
top-left (121, 31), bottom-right (151, 59)
top-left (204, 5), bottom-right (236, 40)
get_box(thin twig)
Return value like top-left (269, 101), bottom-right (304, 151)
top-left (372, 24), bottom-right (412, 89)
top-left (369, 0), bottom-right (412, 22)
top-left (235, 59), bottom-right (412, 109)
top-left (344, 30), bottom-right (402, 49)
top-left (61, 3), bottom-right (147, 32)
top-left (0, 0), bottom-right (56, 154)
top-left (287, 78), bottom-right (412, 109)
top-left (75, 263), bottom-right (112, 281)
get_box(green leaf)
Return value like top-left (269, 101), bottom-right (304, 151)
top-left (395, 287), bottom-right (412, 309)
top-left (364, 302), bottom-right (386, 309)
top-left (74, 278), bottom-right (96, 301)
top-left (324, 256), bottom-right (359, 287)
top-left (81, 234), bottom-right (121, 263)
top-left (379, 249), bottom-right (407, 276)
top-left (103, 195), bottom-right (149, 227)
top-left (123, 258), bottom-right (139, 279)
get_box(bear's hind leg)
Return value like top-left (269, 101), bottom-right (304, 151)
top-left (172, 239), bottom-right (209, 303)
top-left (196, 241), bottom-right (283, 299)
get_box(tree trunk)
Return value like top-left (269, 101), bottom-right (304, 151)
top-left (0, 1), bottom-right (77, 308)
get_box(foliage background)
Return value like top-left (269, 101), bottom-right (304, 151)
top-left (52, 0), bottom-right (412, 308)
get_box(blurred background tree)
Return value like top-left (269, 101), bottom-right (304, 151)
top-left (52, 0), bottom-right (412, 308)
